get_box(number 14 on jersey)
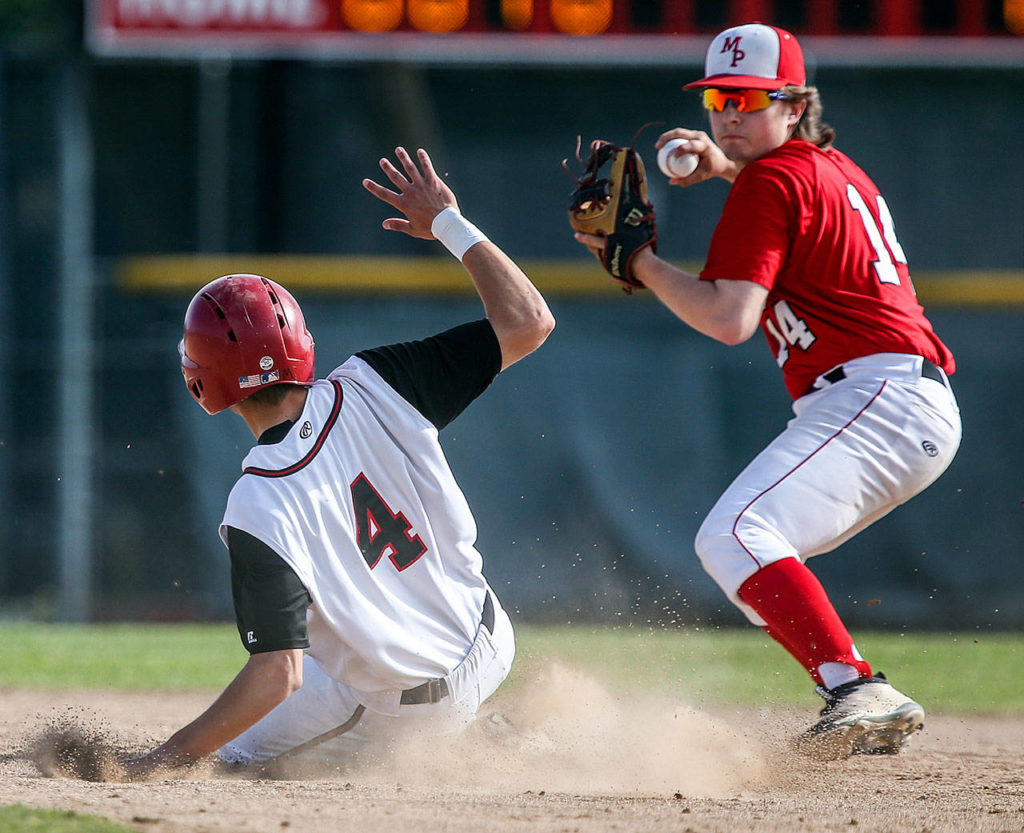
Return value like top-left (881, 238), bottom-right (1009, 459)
top-left (765, 183), bottom-right (915, 368)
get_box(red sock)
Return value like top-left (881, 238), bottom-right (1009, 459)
top-left (738, 558), bottom-right (872, 686)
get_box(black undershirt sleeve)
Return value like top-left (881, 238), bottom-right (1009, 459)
top-left (356, 319), bottom-right (502, 430)
top-left (226, 526), bottom-right (311, 655)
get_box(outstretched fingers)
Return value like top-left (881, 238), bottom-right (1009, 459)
top-left (375, 148), bottom-right (409, 189)
top-left (362, 150), bottom-right (412, 228)
top-left (414, 147), bottom-right (440, 183)
top-left (361, 175), bottom-right (398, 206)
top-left (365, 146), bottom-right (458, 239)
top-left (363, 147), bottom-right (419, 202)
top-left (393, 146), bottom-right (427, 184)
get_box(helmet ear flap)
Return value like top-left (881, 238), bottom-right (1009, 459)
top-left (180, 275), bottom-right (316, 414)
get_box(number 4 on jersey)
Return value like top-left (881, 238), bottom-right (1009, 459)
top-left (765, 299), bottom-right (815, 368)
top-left (350, 474), bottom-right (427, 571)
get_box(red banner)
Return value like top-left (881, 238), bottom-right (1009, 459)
top-left (86, 0), bottom-right (1022, 60)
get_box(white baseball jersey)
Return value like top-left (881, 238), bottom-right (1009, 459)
top-left (221, 349), bottom-right (494, 714)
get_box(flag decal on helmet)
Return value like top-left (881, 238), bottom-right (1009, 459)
top-left (239, 370), bottom-right (280, 389)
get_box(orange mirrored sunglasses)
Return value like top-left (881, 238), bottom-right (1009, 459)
top-left (701, 88), bottom-right (788, 113)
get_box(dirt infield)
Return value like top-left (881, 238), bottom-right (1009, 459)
top-left (2, 669), bottom-right (1023, 833)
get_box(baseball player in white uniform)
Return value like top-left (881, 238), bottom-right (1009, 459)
top-left (125, 147), bottom-right (554, 777)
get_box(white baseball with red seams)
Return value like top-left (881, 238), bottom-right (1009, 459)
top-left (657, 138), bottom-right (699, 178)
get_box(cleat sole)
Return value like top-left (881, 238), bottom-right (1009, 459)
top-left (796, 702), bottom-right (925, 760)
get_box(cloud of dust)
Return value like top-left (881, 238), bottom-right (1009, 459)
top-left (353, 662), bottom-right (770, 798)
top-left (29, 714), bottom-right (131, 782)
top-left (21, 665), bottom-right (774, 795)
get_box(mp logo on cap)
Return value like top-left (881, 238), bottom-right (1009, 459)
top-left (684, 23), bottom-right (806, 91)
top-left (721, 35), bottom-right (747, 67)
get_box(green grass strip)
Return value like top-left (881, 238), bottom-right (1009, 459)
top-left (0, 805), bottom-right (136, 833)
top-left (0, 623), bottom-right (243, 690)
top-left (509, 625), bottom-right (1022, 714)
top-left (0, 623), bottom-right (1019, 714)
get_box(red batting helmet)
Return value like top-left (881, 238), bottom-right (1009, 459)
top-left (180, 274), bottom-right (315, 415)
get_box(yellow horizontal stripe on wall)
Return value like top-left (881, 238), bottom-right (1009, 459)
top-left (116, 255), bottom-right (1024, 306)
top-left (117, 255), bottom-right (635, 296)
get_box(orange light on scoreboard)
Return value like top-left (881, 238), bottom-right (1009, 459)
top-left (408, 0), bottom-right (469, 32)
top-left (342, 0), bottom-right (469, 32)
top-left (340, 0), bottom-right (612, 34)
top-left (550, 0), bottom-right (612, 35)
top-left (341, 0), bottom-right (403, 31)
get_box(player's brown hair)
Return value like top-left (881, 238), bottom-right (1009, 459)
top-left (243, 383), bottom-right (299, 407)
top-left (784, 85), bottom-right (836, 149)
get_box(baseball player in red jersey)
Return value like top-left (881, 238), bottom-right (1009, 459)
top-left (575, 23), bottom-right (961, 758)
top-left (125, 147), bottom-right (554, 778)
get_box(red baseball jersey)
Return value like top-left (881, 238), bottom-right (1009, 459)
top-left (700, 139), bottom-right (954, 400)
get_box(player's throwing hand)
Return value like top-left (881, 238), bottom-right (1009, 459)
top-left (652, 128), bottom-right (738, 185)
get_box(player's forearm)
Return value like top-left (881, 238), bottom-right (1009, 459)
top-left (130, 649), bottom-right (303, 775)
top-left (463, 241), bottom-right (555, 369)
top-left (630, 257), bottom-right (737, 342)
top-left (632, 249), bottom-right (766, 345)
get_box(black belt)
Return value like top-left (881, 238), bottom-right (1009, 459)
top-left (400, 591), bottom-right (494, 706)
top-left (920, 360), bottom-right (946, 385)
top-left (400, 677), bottom-right (448, 705)
top-left (808, 358), bottom-right (946, 397)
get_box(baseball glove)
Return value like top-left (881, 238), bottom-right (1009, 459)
top-left (567, 139), bottom-right (657, 292)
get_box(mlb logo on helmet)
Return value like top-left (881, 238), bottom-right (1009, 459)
top-left (238, 370), bottom-right (281, 389)
top-left (683, 22), bottom-right (806, 91)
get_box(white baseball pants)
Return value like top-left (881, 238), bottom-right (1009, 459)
top-left (694, 353), bottom-right (962, 625)
top-left (219, 596), bottom-right (515, 767)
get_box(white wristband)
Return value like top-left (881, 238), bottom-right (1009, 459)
top-left (431, 206), bottom-right (489, 261)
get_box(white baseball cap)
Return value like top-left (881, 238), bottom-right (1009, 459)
top-left (683, 22), bottom-right (806, 91)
